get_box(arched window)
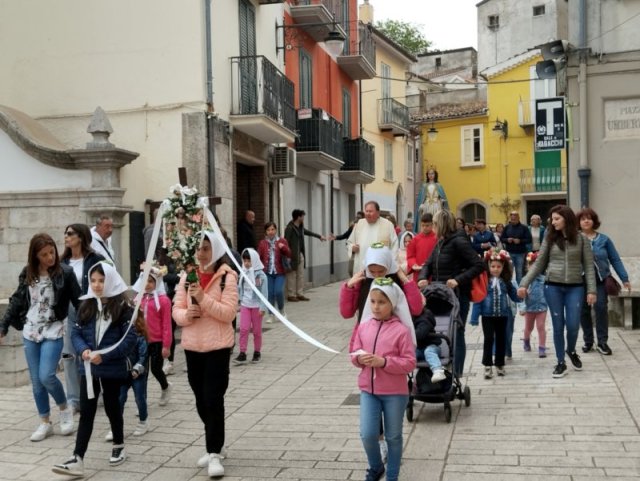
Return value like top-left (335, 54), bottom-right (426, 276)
top-left (461, 203), bottom-right (486, 224)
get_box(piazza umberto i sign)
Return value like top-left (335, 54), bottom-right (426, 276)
top-left (604, 98), bottom-right (640, 140)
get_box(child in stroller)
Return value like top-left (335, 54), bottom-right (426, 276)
top-left (414, 307), bottom-right (446, 383)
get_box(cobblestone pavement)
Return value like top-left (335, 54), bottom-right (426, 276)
top-left (1, 282), bottom-right (640, 480)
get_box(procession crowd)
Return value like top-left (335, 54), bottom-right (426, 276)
top-left (0, 181), bottom-right (631, 480)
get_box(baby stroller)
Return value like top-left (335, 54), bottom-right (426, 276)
top-left (406, 283), bottom-right (471, 423)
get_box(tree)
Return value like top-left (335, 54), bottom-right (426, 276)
top-left (375, 19), bottom-right (431, 56)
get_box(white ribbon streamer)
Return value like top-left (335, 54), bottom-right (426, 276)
top-left (196, 198), bottom-right (339, 354)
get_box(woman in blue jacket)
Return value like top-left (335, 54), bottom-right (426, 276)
top-left (53, 261), bottom-right (137, 478)
top-left (577, 208), bottom-right (631, 355)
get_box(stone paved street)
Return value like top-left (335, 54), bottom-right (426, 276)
top-left (1, 282), bottom-right (640, 480)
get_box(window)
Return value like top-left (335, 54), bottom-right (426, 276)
top-left (342, 89), bottom-right (352, 138)
top-left (488, 14), bottom-right (499, 30)
top-left (381, 62), bottom-right (391, 99)
top-left (384, 141), bottom-right (393, 181)
top-left (530, 65), bottom-right (556, 100)
top-left (299, 49), bottom-right (313, 108)
top-left (406, 144), bottom-right (414, 180)
top-left (461, 203), bottom-right (486, 224)
top-left (435, 57), bottom-right (442, 68)
top-left (461, 125), bottom-right (484, 166)
top-left (533, 5), bottom-right (545, 16)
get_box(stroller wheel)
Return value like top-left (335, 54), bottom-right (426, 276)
top-left (444, 404), bottom-right (452, 423)
top-left (406, 401), bottom-right (414, 422)
top-left (464, 386), bottom-right (471, 407)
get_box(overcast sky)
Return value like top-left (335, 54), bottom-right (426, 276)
top-left (370, 0), bottom-right (479, 51)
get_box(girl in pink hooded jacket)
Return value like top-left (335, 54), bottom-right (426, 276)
top-left (351, 277), bottom-right (416, 481)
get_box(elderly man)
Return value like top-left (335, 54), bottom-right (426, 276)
top-left (91, 214), bottom-right (115, 263)
top-left (502, 211), bottom-right (532, 283)
top-left (237, 209), bottom-right (256, 253)
top-left (347, 201), bottom-right (398, 272)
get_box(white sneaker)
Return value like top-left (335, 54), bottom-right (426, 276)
top-left (105, 430), bottom-right (113, 442)
top-left (133, 421), bottom-right (148, 436)
top-left (208, 453), bottom-right (224, 477)
top-left (52, 455), bottom-right (84, 477)
top-left (159, 383), bottom-right (172, 406)
top-left (162, 360), bottom-right (174, 376)
top-left (264, 314), bottom-right (273, 324)
top-left (431, 368), bottom-right (447, 383)
top-left (30, 422), bottom-right (53, 442)
top-left (197, 452), bottom-right (210, 468)
top-left (59, 408), bottom-right (74, 436)
top-left (484, 367), bottom-right (494, 379)
top-left (379, 439), bottom-right (388, 463)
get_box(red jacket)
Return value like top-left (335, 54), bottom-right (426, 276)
top-left (351, 316), bottom-right (416, 395)
top-left (257, 237), bottom-right (292, 275)
top-left (406, 231), bottom-right (437, 281)
top-left (141, 293), bottom-right (173, 349)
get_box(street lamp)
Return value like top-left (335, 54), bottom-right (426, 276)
top-left (492, 118), bottom-right (508, 139)
top-left (276, 21), bottom-right (345, 57)
top-left (427, 121), bottom-right (438, 141)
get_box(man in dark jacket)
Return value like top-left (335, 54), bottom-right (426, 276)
top-left (284, 209), bottom-right (326, 302)
top-left (472, 219), bottom-right (496, 255)
top-left (501, 211), bottom-right (532, 283)
top-left (236, 210), bottom-right (256, 253)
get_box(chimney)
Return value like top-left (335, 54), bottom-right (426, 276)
top-left (359, 0), bottom-right (374, 25)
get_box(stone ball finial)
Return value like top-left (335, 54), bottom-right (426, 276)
top-left (86, 106), bottom-right (114, 149)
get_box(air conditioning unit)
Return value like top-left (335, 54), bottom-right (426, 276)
top-left (271, 146), bottom-right (296, 178)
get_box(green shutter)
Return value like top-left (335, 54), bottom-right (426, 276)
top-left (299, 49), bottom-right (312, 109)
top-left (239, 0), bottom-right (257, 114)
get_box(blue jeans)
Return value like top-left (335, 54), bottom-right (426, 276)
top-left (544, 284), bottom-right (584, 363)
top-left (360, 391), bottom-right (408, 481)
top-left (417, 344), bottom-right (442, 371)
top-left (266, 273), bottom-right (285, 310)
top-left (581, 282), bottom-right (608, 345)
top-left (511, 253), bottom-right (525, 284)
top-left (120, 373), bottom-right (148, 421)
top-left (62, 305), bottom-right (80, 410)
top-left (23, 337), bottom-right (67, 417)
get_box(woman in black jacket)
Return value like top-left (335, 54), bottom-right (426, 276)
top-left (418, 209), bottom-right (485, 376)
top-left (60, 223), bottom-right (105, 412)
top-left (0, 233), bottom-right (81, 442)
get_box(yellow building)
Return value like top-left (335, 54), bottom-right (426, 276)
top-left (359, 6), bottom-right (417, 224)
top-left (420, 49), bottom-right (567, 224)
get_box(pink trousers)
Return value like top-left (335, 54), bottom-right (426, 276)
top-left (239, 306), bottom-right (263, 353)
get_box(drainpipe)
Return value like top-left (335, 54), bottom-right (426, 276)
top-left (358, 79), bottom-right (364, 211)
top-left (577, 0), bottom-right (590, 207)
top-left (330, 173), bottom-right (335, 277)
top-left (204, 0), bottom-right (217, 210)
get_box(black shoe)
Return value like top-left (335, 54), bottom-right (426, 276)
top-left (233, 352), bottom-right (247, 365)
top-left (582, 343), bottom-right (593, 353)
top-left (251, 352), bottom-right (261, 363)
top-left (566, 351), bottom-right (583, 371)
top-left (109, 446), bottom-right (126, 466)
top-left (365, 465), bottom-right (385, 481)
top-left (597, 343), bottom-right (613, 355)
top-left (552, 363), bottom-right (568, 378)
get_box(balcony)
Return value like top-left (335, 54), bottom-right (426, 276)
top-left (295, 108), bottom-right (344, 170)
top-left (289, 0), bottom-right (346, 43)
top-left (518, 99), bottom-right (535, 127)
top-left (258, 0), bottom-right (284, 3)
top-left (520, 167), bottom-right (567, 194)
top-left (230, 55), bottom-right (296, 144)
top-left (337, 23), bottom-right (376, 80)
top-left (378, 98), bottom-right (410, 136)
top-left (340, 137), bottom-right (375, 184)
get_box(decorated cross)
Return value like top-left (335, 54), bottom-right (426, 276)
top-left (177, 167), bottom-right (221, 207)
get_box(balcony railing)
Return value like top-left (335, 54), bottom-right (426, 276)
top-left (378, 98), bottom-right (410, 134)
top-left (344, 23), bottom-right (375, 65)
top-left (520, 167), bottom-right (567, 193)
top-left (230, 55), bottom-right (295, 133)
top-left (292, 0), bottom-right (343, 23)
top-left (342, 137), bottom-right (375, 176)
top-left (296, 108), bottom-right (344, 160)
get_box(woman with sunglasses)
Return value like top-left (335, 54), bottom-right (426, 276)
top-left (60, 224), bottom-right (105, 412)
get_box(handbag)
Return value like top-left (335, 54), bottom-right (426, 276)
top-left (604, 275), bottom-right (621, 296)
top-left (470, 270), bottom-right (489, 303)
top-left (281, 255), bottom-right (293, 273)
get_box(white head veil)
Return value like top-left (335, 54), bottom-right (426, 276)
top-left (398, 231), bottom-right (414, 251)
top-left (363, 243), bottom-right (398, 278)
top-left (79, 261), bottom-right (129, 313)
top-left (201, 230), bottom-right (227, 270)
top-left (131, 265), bottom-right (167, 311)
top-left (240, 248), bottom-right (264, 285)
top-left (360, 277), bottom-right (416, 346)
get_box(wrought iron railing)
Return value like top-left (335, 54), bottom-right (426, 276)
top-left (342, 137), bottom-right (375, 176)
top-left (296, 109), bottom-right (344, 160)
top-left (292, 0), bottom-right (343, 23)
top-left (520, 167), bottom-right (567, 193)
top-left (230, 55), bottom-right (295, 132)
top-left (378, 98), bottom-right (410, 132)
top-left (342, 23), bottom-right (376, 68)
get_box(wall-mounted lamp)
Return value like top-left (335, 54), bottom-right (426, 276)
top-left (427, 121), bottom-right (438, 141)
top-left (492, 118), bottom-right (508, 139)
top-left (276, 21), bottom-right (345, 57)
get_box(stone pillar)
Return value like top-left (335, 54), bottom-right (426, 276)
top-left (0, 302), bottom-right (28, 387)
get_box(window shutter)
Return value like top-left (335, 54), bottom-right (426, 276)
top-left (239, 0), bottom-right (258, 114)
